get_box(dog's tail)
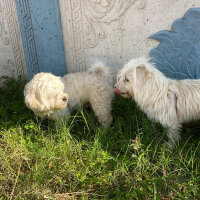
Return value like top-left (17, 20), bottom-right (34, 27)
top-left (88, 62), bottom-right (111, 82)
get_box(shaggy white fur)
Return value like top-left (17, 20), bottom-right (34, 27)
top-left (24, 63), bottom-right (114, 128)
top-left (114, 57), bottom-right (200, 147)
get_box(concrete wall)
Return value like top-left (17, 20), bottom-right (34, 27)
top-left (59, 0), bottom-right (200, 74)
top-left (0, 0), bottom-right (27, 83)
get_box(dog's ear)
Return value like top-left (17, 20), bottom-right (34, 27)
top-left (25, 91), bottom-right (44, 112)
top-left (137, 64), bottom-right (151, 77)
top-left (135, 64), bottom-right (150, 88)
top-left (26, 86), bottom-right (48, 112)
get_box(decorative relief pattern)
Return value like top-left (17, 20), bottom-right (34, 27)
top-left (60, 0), bottom-right (146, 72)
top-left (3, 0), bottom-right (26, 78)
top-left (149, 8), bottom-right (200, 80)
top-left (84, 0), bottom-right (146, 48)
top-left (0, 2), bottom-right (9, 45)
top-left (3, 59), bottom-right (15, 78)
top-left (0, 0), bottom-right (26, 79)
top-left (15, 0), bottom-right (40, 77)
top-left (60, 0), bottom-right (86, 72)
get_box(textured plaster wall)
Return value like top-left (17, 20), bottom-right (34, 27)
top-left (59, 0), bottom-right (200, 74)
top-left (0, 0), bottom-right (26, 82)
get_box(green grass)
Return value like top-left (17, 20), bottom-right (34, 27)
top-left (0, 77), bottom-right (200, 200)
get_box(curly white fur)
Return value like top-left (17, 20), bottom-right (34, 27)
top-left (24, 63), bottom-right (114, 128)
top-left (114, 57), bottom-right (200, 147)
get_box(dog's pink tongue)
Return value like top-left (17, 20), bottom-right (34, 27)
top-left (114, 88), bottom-right (122, 95)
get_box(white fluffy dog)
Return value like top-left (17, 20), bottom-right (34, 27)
top-left (114, 57), bottom-right (200, 147)
top-left (24, 63), bottom-right (114, 128)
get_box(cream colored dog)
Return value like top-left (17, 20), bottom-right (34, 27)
top-left (114, 57), bottom-right (200, 147)
top-left (24, 63), bottom-right (113, 128)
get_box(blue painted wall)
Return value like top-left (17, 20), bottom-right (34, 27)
top-left (15, 0), bottom-right (66, 79)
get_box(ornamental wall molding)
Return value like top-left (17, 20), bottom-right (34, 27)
top-left (0, 0), bottom-right (26, 79)
top-left (84, 0), bottom-right (146, 48)
top-left (60, 0), bottom-right (146, 72)
top-left (15, 0), bottom-right (40, 77)
top-left (0, 2), bottom-right (9, 45)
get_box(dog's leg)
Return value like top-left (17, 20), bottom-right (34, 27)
top-left (166, 124), bottom-right (181, 148)
top-left (90, 101), bottom-right (113, 129)
top-left (101, 111), bottom-right (113, 129)
top-left (94, 106), bottom-right (113, 129)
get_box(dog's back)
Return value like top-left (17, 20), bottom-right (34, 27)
top-left (62, 63), bottom-right (113, 109)
top-left (176, 79), bottom-right (200, 123)
top-left (63, 63), bottom-right (112, 91)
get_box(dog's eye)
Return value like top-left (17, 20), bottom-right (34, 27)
top-left (125, 76), bottom-right (129, 82)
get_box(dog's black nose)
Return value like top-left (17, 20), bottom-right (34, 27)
top-left (62, 97), bottom-right (68, 103)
